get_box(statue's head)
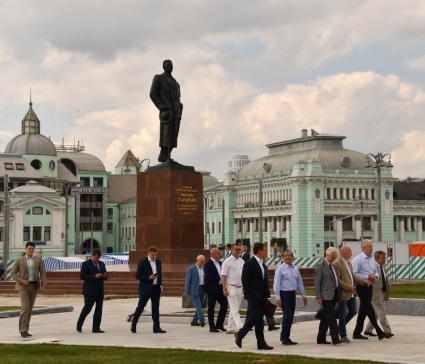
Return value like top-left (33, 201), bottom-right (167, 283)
top-left (163, 59), bottom-right (173, 74)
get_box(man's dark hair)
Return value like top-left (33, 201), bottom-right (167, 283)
top-left (374, 250), bottom-right (386, 259)
top-left (148, 246), bottom-right (158, 253)
top-left (226, 243), bottom-right (232, 249)
top-left (25, 242), bottom-right (35, 248)
top-left (253, 242), bottom-right (266, 255)
top-left (92, 249), bottom-right (102, 257)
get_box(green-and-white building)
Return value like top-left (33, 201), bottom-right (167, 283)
top-left (204, 129), bottom-right (416, 258)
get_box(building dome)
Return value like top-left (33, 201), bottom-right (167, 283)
top-left (5, 100), bottom-right (57, 157)
top-left (238, 131), bottom-right (370, 179)
top-left (200, 171), bottom-right (219, 188)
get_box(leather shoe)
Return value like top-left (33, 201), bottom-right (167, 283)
top-left (26, 332), bottom-right (32, 337)
top-left (385, 333), bottom-right (394, 338)
top-left (364, 331), bottom-right (377, 337)
top-left (282, 339), bottom-right (298, 345)
top-left (317, 340), bottom-right (331, 344)
top-left (235, 333), bottom-right (242, 348)
top-left (216, 326), bottom-right (226, 332)
top-left (131, 328), bottom-right (136, 333)
top-left (341, 336), bottom-right (350, 343)
top-left (20, 332), bottom-right (30, 338)
top-left (378, 332), bottom-right (392, 341)
top-left (257, 343), bottom-right (273, 350)
top-left (200, 321), bottom-right (205, 327)
top-left (153, 328), bottom-right (166, 333)
top-left (92, 329), bottom-right (105, 333)
top-left (76, 327), bottom-right (82, 333)
top-left (333, 339), bottom-right (343, 345)
top-left (191, 322), bottom-right (200, 326)
top-left (353, 334), bottom-right (368, 340)
top-left (268, 325), bottom-right (280, 331)
top-left (209, 328), bottom-right (219, 333)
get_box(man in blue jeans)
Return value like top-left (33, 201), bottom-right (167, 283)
top-left (185, 255), bottom-right (206, 327)
top-left (273, 250), bottom-right (307, 345)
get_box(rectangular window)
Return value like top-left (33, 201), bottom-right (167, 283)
top-left (422, 218), bottom-right (425, 231)
top-left (340, 188), bottom-right (344, 199)
top-left (219, 222), bottom-right (222, 234)
top-left (371, 189), bottom-right (375, 200)
top-left (15, 163), bottom-right (25, 170)
top-left (23, 226), bottom-right (30, 241)
top-left (365, 189), bottom-right (369, 200)
top-left (404, 217), bottom-right (408, 231)
top-left (342, 218), bottom-right (353, 232)
top-left (346, 188), bottom-right (350, 200)
top-left (0, 227), bottom-right (3, 241)
top-left (326, 188), bottom-right (331, 199)
top-left (394, 217), bottom-right (397, 232)
top-left (363, 216), bottom-right (372, 231)
top-left (80, 177), bottom-right (90, 187)
top-left (358, 188), bottom-right (363, 199)
top-left (44, 226), bottom-right (51, 241)
top-left (324, 216), bottom-right (334, 231)
top-left (32, 206), bottom-right (43, 215)
top-left (246, 220), bottom-right (250, 232)
top-left (132, 227), bottom-right (135, 236)
top-left (4, 162), bottom-right (14, 170)
top-left (33, 226), bottom-right (42, 240)
top-left (212, 222), bottom-right (215, 234)
top-left (282, 217), bottom-right (287, 231)
top-left (107, 222), bottom-right (113, 232)
top-left (264, 219), bottom-right (268, 232)
top-left (107, 208), bottom-right (113, 219)
top-left (273, 218), bottom-right (277, 231)
top-left (353, 188), bottom-right (357, 199)
top-left (236, 220), bottom-right (241, 233)
top-left (93, 177), bottom-right (103, 188)
top-left (255, 219), bottom-right (259, 232)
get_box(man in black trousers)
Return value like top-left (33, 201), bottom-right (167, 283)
top-left (204, 247), bottom-right (228, 332)
top-left (235, 242), bottom-right (273, 350)
top-left (77, 249), bottom-right (107, 333)
top-left (131, 246), bottom-right (166, 334)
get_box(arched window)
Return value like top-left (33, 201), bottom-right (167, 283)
top-left (46, 209), bottom-right (51, 215)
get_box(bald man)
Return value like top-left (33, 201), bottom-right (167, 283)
top-left (204, 248), bottom-right (228, 332)
top-left (185, 255), bottom-right (206, 327)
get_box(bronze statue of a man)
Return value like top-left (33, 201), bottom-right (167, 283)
top-left (150, 59), bottom-right (183, 163)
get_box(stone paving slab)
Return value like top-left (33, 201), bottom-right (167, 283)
top-left (0, 296), bottom-right (423, 363)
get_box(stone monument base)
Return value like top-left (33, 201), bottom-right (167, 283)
top-left (129, 164), bottom-right (206, 272)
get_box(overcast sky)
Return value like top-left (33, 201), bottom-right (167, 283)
top-left (1, 0), bottom-right (425, 179)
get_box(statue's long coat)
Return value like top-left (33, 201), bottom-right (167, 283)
top-left (149, 73), bottom-right (183, 148)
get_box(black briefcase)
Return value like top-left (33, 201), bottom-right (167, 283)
top-left (264, 301), bottom-right (277, 316)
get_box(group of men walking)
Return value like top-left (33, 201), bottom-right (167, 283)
top-left (10, 240), bottom-right (392, 350)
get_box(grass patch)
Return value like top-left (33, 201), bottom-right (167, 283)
top-left (0, 344), bottom-right (385, 364)
top-left (304, 282), bottom-right (425, 299)
top-left (0, 306), bottom-right (20, 312)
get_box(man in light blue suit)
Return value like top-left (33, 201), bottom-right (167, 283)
top-left (185, 255), bottom-right (206, 327)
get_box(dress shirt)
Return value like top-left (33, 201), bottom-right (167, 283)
top-left (273, 262), bottom-right (306, 300)
top-left (197, 265), bottom-right (205, 285)
top-left (211, 258), bottom-right (221, 275)
top-left (327, 262), bottom-right (338, 288)
top-left (221, 255), bottom-right (244, 286)
top-left (253, 255), bottom-right (265, 278)
top-left (352, 252), bottom-right (379, 281)
top-left (26, 256), bottom-right (35, 282)
top-left (149, 258), bottom-right (158, 285)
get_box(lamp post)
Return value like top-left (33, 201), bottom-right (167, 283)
top-left (366, 153), bottom-right (393, 242)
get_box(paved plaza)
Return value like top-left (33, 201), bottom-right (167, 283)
top-left (0, 295), bottom-right (424, 363)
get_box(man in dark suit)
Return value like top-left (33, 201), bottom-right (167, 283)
top-left (76, 249), bottom-right (107, 333)
top-left (241, 245), bottom-right (251, 262)
top-left (235, 242), bottom-right (273, 350)
top-left (131, 246), bottom-right (166, 334)
top-left (204, 247), bottom-right (228, 332)
top-left (314, 247), bottom-right (342, 345)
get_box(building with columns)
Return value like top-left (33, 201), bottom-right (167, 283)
top-left (204, 129), bottom-right (398, 258)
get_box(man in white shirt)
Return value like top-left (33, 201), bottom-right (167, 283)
top-left (221, 244), bottom-right (245, 334)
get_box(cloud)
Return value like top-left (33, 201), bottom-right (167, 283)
top-left (405, 55), bottom-right (425, 71)
top-left (391, 131), bottom-right (425, 178)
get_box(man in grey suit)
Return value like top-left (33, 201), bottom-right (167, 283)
top-left (364, 251), bottom-right (393, 337)
top-left (11, 242), bottom-right (46, 337)
top-left (314, 247), bottom-right (342, 345)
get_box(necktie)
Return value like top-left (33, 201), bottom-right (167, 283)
top-left (380, 266), bottom-right (387, 292)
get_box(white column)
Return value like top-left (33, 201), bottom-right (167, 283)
top-left (355, 219), bottom-right (362, 240)
top-left (286, 218), bottom-right (291, 245)
top-left (329, 188), bottom-right (334, 200)
top-left (399, 218), bottom-right (405, 242)
top-left (276, 217), bottom-right (281, 238)
top-left (341, 188), bottom-right (346, 200)
top-left (407, 217), bottom-right (412, 232)
top-left (13, 208), bottom-right (23, 249)
top-left (267, 219), bottom-right (272, 257)
top-left (417, 218), bottom-right (423, 241)
top-left (336, 220), bottom-right (343, 246)
top-left (249, 219), bottom-right (254, 244)
top-left (335, 188), bottom-right (340, 200)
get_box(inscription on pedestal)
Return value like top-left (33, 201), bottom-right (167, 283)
top-left (176, 185), bottom-right (200, 215)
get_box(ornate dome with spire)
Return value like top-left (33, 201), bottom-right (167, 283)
top-left (5, 98), bottom-right (57, 156)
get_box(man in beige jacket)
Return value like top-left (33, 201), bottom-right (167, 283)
top-left (11, 242), bottom-right (46, 337)
top-left (334, 245), bottom-right (369, 342)
top-left (364, 250), bottom-right (393, 337)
